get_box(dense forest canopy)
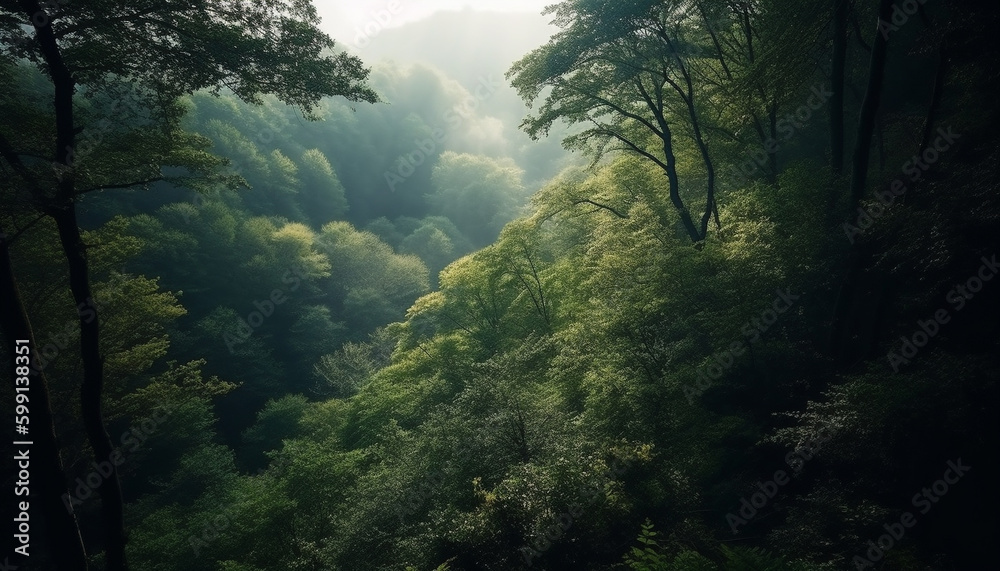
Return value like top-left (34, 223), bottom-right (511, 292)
top-left (1, 0), bottom-right (998, 570)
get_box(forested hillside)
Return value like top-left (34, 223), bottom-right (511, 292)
top-left (1, 1), bottom-right (998, 570)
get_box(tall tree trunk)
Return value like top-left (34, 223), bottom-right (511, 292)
top-left (52, 206), bottom-right (129, 571)
top-left (698, 1), bottom-right (773, 186)
top-left (831, 11), bottom-right (946, 365)
top-left (0, 227), bottom-right (90, 571)
top-left (831, 0), bottom-right (849, 174)
top-left (848, 0), bottom-right (894, 204)
top-left (918, 42), bottom-right (950, 161)
top-left (19, 1), bottom-right (129, 568)
top-left (674, 56), bottom-right (718, 236)
top-left (662, 128), bottom-right (702, 242)
top-left (654, 25), bottom-right (712, 242)
top-left (691, 112), bottom-right (717, 236)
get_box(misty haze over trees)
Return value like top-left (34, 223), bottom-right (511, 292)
top-left (1, 1), bottom-right (997, 570)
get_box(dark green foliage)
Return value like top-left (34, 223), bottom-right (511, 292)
top-left (3, 0), bottom-right (999, 570)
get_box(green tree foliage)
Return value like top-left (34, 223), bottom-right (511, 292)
top-left (2, 1), bottom-right (379, 566)
top-left (313, 327), bottom-right (395, 399)
top-left (240, 394), bottom-right (309, 470)
top-left (509, 0), bottom-right (725, 242)
top-left (4, 1), bottom-right (1000, 570)
top-left (123, 201), bottom-right (430, 439)
top-left (624, 519), bottom-right (811, 571)
top-left (428, 151), bottom-right (528, 247)
top-left (299, 148), bottom-right (349, 223)
top-left (318, 221), bottom-right (430, 333)
top-left (0, 0), bottom-right (378, 106)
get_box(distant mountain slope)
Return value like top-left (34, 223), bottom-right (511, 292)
top-left (353, 10), bottom-right (577, 187)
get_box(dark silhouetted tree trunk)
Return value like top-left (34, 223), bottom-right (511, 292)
top-left (51, 206), bottom-right (129, 571)
top-left (849, 0), bottom-right (894, 204)
top-left (831, 0), bottom-right (849, 173)
top-left (0, 226), bottom-right (89, 571)
top-left (19, 0), bottom-right (129, 568)
top-left (662, 127), bottom-right (702, 242)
